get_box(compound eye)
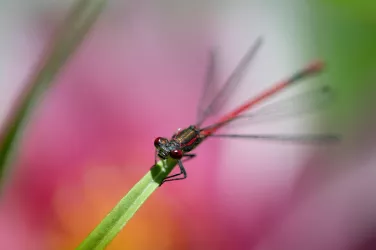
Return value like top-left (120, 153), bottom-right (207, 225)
top-left (154, 137), bottom-right (167, 148)
top-left (170, 149), bottom-right (183, 159)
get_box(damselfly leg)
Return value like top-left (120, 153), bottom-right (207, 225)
top-left (160, 154), bottom-right (196, 185)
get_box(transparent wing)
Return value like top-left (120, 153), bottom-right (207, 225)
top-left (231, 85), bottom-right (334, 126)
top-left (209, 133), bottom-right (340, 144)
top-left (200, 84), bottom-right (334, 132)
top-left (202, 84), bottom-right (339, 144)
top-left (196, 49), bottom-right (217, 125)
top-left (195, 37), bottom-right (263, 127)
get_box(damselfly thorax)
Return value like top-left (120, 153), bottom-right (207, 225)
top-left (154, 125), bottom-right (203, 160)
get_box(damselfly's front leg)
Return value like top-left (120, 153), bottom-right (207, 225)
top-left (181, 153), bottom-right (196, 163)
top-left (160, 154), bottom-right (196, 186)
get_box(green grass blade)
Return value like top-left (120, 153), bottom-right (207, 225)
top-left (76, 158), bottom-right (178, 250)
top-left (0, 0), bottom-right (107, 187)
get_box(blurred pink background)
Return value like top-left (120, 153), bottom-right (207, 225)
top-left (0, 1), bottom-right (375, 250)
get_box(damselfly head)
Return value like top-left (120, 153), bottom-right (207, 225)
top-left (154, 137), bottom-right (168, 149)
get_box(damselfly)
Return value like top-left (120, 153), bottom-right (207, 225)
top-left (154, 37), bottom-right (339, 184)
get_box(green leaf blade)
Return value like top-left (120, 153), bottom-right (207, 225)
top-left (76, 158), bottom-right (177, 250)
top-left (0, 0), bottom-right (107, 187)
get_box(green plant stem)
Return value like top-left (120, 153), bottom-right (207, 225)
top-left (0, 0), bottom-right (107, 189)
top-left (76, 158), bottom-right (178, 250)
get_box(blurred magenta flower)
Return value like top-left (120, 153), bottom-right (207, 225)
top-left (1, 1), bottom-right (375, 250)
top-left (1, 4), bottom-right (224, 250)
